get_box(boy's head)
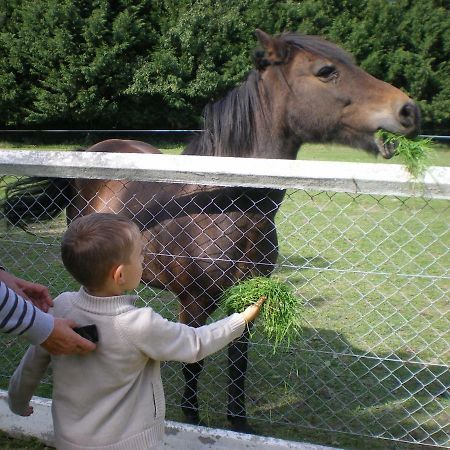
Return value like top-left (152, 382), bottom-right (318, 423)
top-left (61, 213), bottom-right (143, 293)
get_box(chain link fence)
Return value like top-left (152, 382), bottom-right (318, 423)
top-left (0, 151), bottom-right (448, 448)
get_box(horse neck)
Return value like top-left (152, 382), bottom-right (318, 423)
top-left (183, 71), bottom-right (301, 160)
top-left (249, 130), bottom-right (301, 160)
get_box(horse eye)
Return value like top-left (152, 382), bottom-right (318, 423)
top-left (316, 65), bottom-right (337, 79)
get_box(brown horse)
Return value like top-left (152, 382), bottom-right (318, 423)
top-left (4, 30), bottom-right (420, 431)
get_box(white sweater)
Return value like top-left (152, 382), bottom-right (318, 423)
top-left (8, 288), bottom-right (246, 450)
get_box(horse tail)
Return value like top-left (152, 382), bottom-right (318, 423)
top-left (1, 176), bottom-right (72, 228)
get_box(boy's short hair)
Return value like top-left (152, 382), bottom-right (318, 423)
top-left (61, 213), bottom-right (141, 290)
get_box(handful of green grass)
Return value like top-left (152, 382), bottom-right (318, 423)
top-left (376, 130), bottom-right (433, 178)
top-left (220, 276), bottom-right (304, 352)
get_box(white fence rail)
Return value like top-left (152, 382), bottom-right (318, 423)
top-left (0, 150), bottom-right (449, 448)
top-left (0, 149), bottom-right (449, 197)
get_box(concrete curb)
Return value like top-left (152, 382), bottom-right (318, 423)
top-left (0, 390), bottom-right (339, 449)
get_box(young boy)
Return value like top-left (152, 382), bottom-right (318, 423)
top-left (8, 213), bottom-right (264, 450)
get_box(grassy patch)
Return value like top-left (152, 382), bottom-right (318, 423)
top-left (0, 430), bottom-right (53, 449)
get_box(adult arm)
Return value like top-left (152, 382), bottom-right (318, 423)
top-left (0, 268), bottom-right (52, 312)
top-left (0, 281), bottom-right (96, 354)
top-left (0, 281), bottom-right (54, 345)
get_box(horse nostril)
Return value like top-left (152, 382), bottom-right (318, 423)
top-left (400, 103), bottom-right (412, 120)
top-left (399, 102), bottom-right (419, 131)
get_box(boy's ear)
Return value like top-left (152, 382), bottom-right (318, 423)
top-left (112, 264), bottom-right (126, 285)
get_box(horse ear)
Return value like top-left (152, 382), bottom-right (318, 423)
top-left (255, 29), bottom-right (273, 49)
top-left (253, 29), bottom-right (290, 70)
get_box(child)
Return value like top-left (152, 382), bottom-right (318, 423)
top-left (8, 213), bottom-right (264, 450)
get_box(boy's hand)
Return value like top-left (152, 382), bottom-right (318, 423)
top-left (241, 296), bottom-right (266, 324)
top-left (22, 405), bottom-right (34, 416)
top-left (41, 318), bottom-right (96, 355)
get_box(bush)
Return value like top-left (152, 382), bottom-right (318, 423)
top-left (0, 0), bottom-right (448, 132)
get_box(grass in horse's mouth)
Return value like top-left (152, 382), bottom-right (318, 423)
top-left (374, 132), bottom-right (398, 159)
top-left (376, 130), bottom-right (433, 178)
top-left (220, 276), bottom-right (304, 353)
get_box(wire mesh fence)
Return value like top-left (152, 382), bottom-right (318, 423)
top-left (0, 153), bottom-right (448, 448)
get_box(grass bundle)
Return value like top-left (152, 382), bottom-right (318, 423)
top-left (376, 130), bottom-right (433, 178)
top-left (220, 276), bottom-right (304, 352)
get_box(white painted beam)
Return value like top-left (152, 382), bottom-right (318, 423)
top-left (0, 149), bottom-right (449, 199)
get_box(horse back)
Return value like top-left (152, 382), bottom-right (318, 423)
top-left (67, 139), bottom-right (162, 217)
top-left (86, 139), bottom-right (162, 155)
top-left (69, 142), bottom-right (284, 303)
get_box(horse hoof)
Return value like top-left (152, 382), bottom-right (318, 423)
top-left (227, 417), bottom-right (256, 434)
top-left (183, 412), bottom-right (207, 427)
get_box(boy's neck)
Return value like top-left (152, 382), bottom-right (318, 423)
top-left (84, 285), bottom-right (126, 298)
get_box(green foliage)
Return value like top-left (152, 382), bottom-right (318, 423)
top-left (220, 276), bottom-right (304, 352)
top-left (0, 0), bottom-right (448, 131)
top-left (376, 130), bottom-right (434, 178)
top-left (127, 0), bottom-right (276, 126)
top-left (0, 0), bottom-right (158, 127)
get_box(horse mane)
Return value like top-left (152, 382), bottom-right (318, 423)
top-left (280, 33), bottom-right (355, 66)
top-left (183, 33), bottom-right (355, 158)
top-left (183, 70), bottom-right (266, 157)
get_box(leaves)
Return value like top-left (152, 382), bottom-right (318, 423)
top-left (220, 276), bottom-right (305, 352)
top-left (0, 0), bottom-right (448, 131)
top-left (376, 131), bottom-right (434, 178)
top-left (0, 0), bottom-right (157, 127)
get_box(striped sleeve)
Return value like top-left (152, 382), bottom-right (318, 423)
top-left (0, 281), bottom-right (54, 345)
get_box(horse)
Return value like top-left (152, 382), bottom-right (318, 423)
top-left (3, 30), bottom-right (420, 432)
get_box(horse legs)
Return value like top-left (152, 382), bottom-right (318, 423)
top-left (179, 298), bottom-right (209, 425)
top-left (179, 296), bottom-right (253, 430)
top-left (227, 327), bottom-right (254, 432)
top-left (181, 360), bottom-right (204, 424)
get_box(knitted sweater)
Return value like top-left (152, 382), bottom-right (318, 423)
top-left (0, 281), bottom-right (53, 344)
top-left (8, 288), bottom-right (246, 450)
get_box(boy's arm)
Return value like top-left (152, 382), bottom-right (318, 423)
top-left (8, 345), bottom-right (51, 416)
top-left (122, 309), bottom-right (246, 364)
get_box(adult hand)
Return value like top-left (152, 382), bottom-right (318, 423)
top-left (0, 270), bottom-right (53, 312)
top-left (241, 296), bottom-right (266, 324)
top-left (14, 277), bottom-right (53, 312)
top-left (40, 318), bottom-right (96, 355)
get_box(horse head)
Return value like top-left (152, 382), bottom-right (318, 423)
top-left (254, 29), bottom-right (421, 159)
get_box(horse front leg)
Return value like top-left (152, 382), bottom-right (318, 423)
top-left (227, 326), bottom-right (254, 433)
top-left (179, 298), bottom-right (209, 425)
top-left (181, 360), bottom-right (204, 424)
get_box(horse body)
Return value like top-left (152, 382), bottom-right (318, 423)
top-left (70, 159), bottom-right (282, 307)
top-left (5, 30), bottom-right (420, 430)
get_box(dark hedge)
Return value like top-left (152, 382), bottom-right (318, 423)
top-left (0, 0), bottom-right (448, 133)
